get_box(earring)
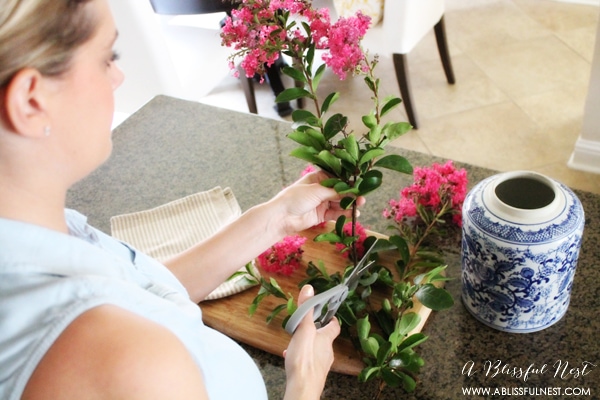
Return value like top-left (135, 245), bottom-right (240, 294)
top-left (43, 126), bottom-right (51, 137)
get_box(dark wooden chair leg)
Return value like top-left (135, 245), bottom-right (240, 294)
top-left (238, 66), bottom-right (257, 114)
top-left (265, 57), bottom-right (293, 117)
top-left (392, 53), bottom-right (419, 129)
top-left (434, 16), bottom-right (455, 85)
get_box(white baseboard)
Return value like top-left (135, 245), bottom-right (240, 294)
top-left (568, 138), bottom-right (600, 174)
top-left (552, 0), bottom-right (599, 5)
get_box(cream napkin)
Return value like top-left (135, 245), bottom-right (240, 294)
top-left (110, 187), bottom-right (258, 300)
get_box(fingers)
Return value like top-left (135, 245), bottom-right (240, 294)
top-left (284, 285), bottom-right (340, 357)
top-left (297, 284), bottom-right (314, 306)
top-left (296, 170), bottom-right (330, 185)
top-left (320, 316), bottom-right (341, 341)
top-left (297, 285), bottom-right (341, 338)
top-left (293, 285), bottom-right (316, 334)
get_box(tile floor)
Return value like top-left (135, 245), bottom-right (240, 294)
top-left (199, 0), bottom-right (600, 195)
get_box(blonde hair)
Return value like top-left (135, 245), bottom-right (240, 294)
top-left (0, 0), bottom-right (95, 89)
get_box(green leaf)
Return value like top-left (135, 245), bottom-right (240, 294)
top-left (376, 341), bottom-right (393, 365)
top-left (398, 312), bottom-right (421, 336)
top-left (287, 130), bottom-right (321, 149)
top-left (364, 75), bottom-right (376, 92)
top-left (305, 128), bottom-right (327, 149)
top-left (361, 337), bottom-right (380, 358)
top-left (321, 92), bottom-right (339, 114)
top-left (314, 232), bottom-right (343, 243)
top-left (381, 96), bottom-right (402, 117)
top-left (357, 316), bottom-right (371, 340)
top-left (370, 238), bottom-right (395, 253)
top-left (340, 196), bottom-right (355, 209)
top-left (358, 366), bottom-right (381, 382)
top-left (316, 150), bottom-right (342, 175)
top-left (323, 113), bottom-right (347, 140)
top-left (382, 298), bottom-right (392, 314)
top-left (397, 333), bottom-right (428, 352)
top-left (374, 154), bottom-right (413, 174)
top-left (266, 303), bottom-right (287, 324)
top-left (381, 369), bottom-right (417, 393)
top-left (388, 235), bottom-right (410, 264)
top-left (340, 135), bottom-right (359, 161)
top-left (333, 181), bottom-right (353, 194)
top-left (357, 170), bottom-right (383, 195)
top-left (335, 215), bottom-right (346, 236)
top-left (382, 121), bottom-right (413, 141)
top-left (333, 148), bottom-right (357, 166)
top-left (381, 367), bottom-right (403, 388)
top-left (415, 250), bottom-right (445, 264)
top-left (415, 284), bottom-right (455, 311)
top-left (276, 87), bottom-right (313, 103)
top-left (374, 309), bottom-right (395, 337)
top-left (313, 63), bottom-right (326, 91)
top-left (337, 302), bottom-right (358, 326)
top-left (362, 113), bottom-right (377, 129)
top-left (281, 65), bottom-right (306, 83)
top-left (368, 126), bottom-right (382, 144)
top-left (306, 42), bottom-right (315, 70)
top-left (320, 177), bottom-right (341, 188)
top-left (289, 147), bottom-right (319, 164)
top-left (359, 147), bottom-right (385, 166)
top-left (424, 265), bottom-right (451, 283)
top-left (286, 296), bottom-right (297, 315)
top-left (291, 109), bottom-right (319, 126)
top-left (268, 278), bottom-right (286, 298)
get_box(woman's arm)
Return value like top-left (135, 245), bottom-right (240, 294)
top-left (22, 288), bottom-right (339, 400)
top-left (164, 171), bottom-right (361, 303)
top-left (22, 305), bottom-right (209, 400)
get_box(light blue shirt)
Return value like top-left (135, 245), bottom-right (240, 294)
top-left (0, 209), bottom-right (267, 400)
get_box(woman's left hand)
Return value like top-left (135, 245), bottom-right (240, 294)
top-left (269, 171), bottom-right (365, 237)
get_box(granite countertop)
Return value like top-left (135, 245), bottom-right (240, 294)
top-left (68, 96), bottom-right (600, 399)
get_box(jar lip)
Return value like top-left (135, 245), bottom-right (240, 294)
top-left (484, 171), bottom-right (565, 224)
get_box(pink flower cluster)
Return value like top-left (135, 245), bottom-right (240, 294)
top-left (335, 220), bottom-right (368, 259)
top-left (300, 164), bottom-right (317, 177)
top-left (257, 235), bottom-right (307, 276)
top-left (221, 0), bottom-right (371, 80)
top-left (383, 161), bottom-right (468, 226)
top-left (315, 11), bottom-right (371, 79)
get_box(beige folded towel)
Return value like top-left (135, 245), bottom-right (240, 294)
top-left (110, 187), bottom-right (258, 300)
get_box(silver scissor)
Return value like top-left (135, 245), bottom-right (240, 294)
top-left (285, 239), bottom-right (378, 334)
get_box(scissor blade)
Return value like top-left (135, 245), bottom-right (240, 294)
top-left (284, 285), bottom-right (347, 334)
top-left (343, 239), bottom-right (379, 287)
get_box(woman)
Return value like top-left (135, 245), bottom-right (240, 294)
top-left (0, 1), bottom-right (361, 398)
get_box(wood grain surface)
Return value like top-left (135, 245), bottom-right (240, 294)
top-left (200, 223), bottom-right (435, 376)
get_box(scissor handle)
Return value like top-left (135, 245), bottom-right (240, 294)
top-left (285, 285), bottom-right (348, 334)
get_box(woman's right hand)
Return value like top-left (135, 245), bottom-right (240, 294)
top-left (283, 285), bottom-right (341, 400)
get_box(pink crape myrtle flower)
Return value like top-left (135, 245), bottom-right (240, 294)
top-left (335, 220), bottom-right (368, 259)
top-left (269, 0), bottom-right (310, 14)
top-left (321, 12), bottom-right (371, 79)
top-left (221, 0), bottom-right (371, 80)
top-left (384, 160), bottom-right (468, 227)
top-left (307, 7), bottom-right (332, 49)
top-left (258, 235), bottom-right (307, 276)
top-left (300, 164), bottom-right (317, 177)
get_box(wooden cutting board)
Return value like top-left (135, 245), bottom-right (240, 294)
top-left (200, 223), bottom-right (435, 376)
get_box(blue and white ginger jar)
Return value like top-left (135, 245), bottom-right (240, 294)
top-left (461, 171), bottom-right (585, 333)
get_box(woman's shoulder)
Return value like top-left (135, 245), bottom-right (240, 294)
top-left (22, 304), bottom-right (209, 400)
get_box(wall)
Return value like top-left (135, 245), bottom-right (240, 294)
top-left (568, 17), bottom-right (600, 174)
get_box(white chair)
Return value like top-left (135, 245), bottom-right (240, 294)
top-left (318, 0), bottom-right (456, 129)
top-left (106, 0), bottom-right (250, 119)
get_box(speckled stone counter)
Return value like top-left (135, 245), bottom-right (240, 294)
top-left (67, 96), bottom-right (600, 399)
